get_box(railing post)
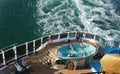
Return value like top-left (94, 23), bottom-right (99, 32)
top-left (75, 31), bottom-right (77, 37)
top-left (99, 38), bottom-right (101, 42)
top-left (110, 40), bottom-right (113, 47)
top-left (67, 32), bottom-right (69, 39)
top-left (93, 35), bottom-right (96, 40)
top-left (105, 41), bottom-right (107, 47)
top-left (58, 33), bottom-right (60, 40)
top-left (1, 51), bottom-right (6, 65)
top-left (26, 42), bottom-right (28, 55)
top-left (13, 46), bottom-right (17, 60)
top-left (83, 33), bottom-right (86, 38)
top-left (33, 40), bottom-right (36, 53)
top-left (41, 38), bottom-right (43, 47)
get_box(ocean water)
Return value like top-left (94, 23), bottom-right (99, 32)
top-left (0, 0), bottom-right (120, 49)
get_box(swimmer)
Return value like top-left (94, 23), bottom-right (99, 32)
top-left (70, 44), bottom-right (75, 50)
top-left (67, 54), bottom-right (71, 57)
top-left (67, 54), bottom-right (75, 57)
top-left (70, 44), bottom-right (73, 49)
top-left (82, 52), bottom-right (86, 57)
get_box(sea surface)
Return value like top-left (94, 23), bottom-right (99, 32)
top-left (0, 0), bottom-right (120, 49)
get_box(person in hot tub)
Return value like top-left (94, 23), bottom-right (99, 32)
top-left (80, 42), bottom-right (84, 48)
top-left (67, 54), bottom-right (75, 57)
top-left (82, 52), bottom-right (86, 58)
top-left (69, 44), bottom-right (76, 50)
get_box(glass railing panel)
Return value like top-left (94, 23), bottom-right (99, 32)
top-left (95, 35), bottom-right (100, 41)
top-left (4, 49), bottom-right (14, 62)
top-left (60, 33), bottom-right (68, 39)
top-left (100, 38), bottom-right (106, 46)
top-left (35, 39), bottom-right (41, 49)
top-left (16, 44), bottom-right (26, 56)
top-left (0, 52), bottom-right (3, 64)
top-left (42, 36), bottom-right (48, 44)
top-left (85, 33), bottom-right (95, 39)
top-left (1, 44), bottom-right (15, 51)
top-left (69, 32), bottom-right (75, 37)
top-left (51, 34), bottom-right (59, 40)
top-left (28, 41), bottom-right (33, 52)
top-left (76, 32), bottom-right (84, 37)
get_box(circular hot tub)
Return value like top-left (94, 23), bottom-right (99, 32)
top-left (57, 43), bottom-right (97, 60)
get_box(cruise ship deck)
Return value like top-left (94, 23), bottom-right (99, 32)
top-left (1, 32), bottom-right (119, 74)
top-left (0, 40), bottom-right (98, 74)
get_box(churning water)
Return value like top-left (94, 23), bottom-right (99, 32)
top-left (0, 0), bottom-right (120, 49)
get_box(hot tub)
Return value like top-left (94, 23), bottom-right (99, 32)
top-left (57, 43), bottom-right (97, 60)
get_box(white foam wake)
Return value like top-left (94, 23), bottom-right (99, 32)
top-left (35, 0), bottom-right (120, 41)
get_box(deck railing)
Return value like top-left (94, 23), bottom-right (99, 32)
top-left (0, 31), bottom-right (105, 68)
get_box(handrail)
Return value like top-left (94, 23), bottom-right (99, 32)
top-left (0, 31), bottom-right (105, 68)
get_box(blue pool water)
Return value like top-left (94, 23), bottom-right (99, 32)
top-left (57, 43), bottom-right (96, 59)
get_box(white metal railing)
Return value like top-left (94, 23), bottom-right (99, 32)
top-left (0, 31), bottom-right (104, 68)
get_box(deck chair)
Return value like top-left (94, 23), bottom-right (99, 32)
top-left (14, 63), bottom-right (25, 72)
top-left (21, 60), bottom-right (31, 69)
top-left (9, 70), bottom-right (16, 74)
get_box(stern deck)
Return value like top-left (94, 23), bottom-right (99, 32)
top-left (0, 40), bottom-right (97, 74)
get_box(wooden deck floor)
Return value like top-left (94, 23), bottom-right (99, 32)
top-left (24, 53), bottom-right (92, 74)
top-left (21, 40), bottom-right (94, 74)
top-left (0, 40), bottom-right (97, 74)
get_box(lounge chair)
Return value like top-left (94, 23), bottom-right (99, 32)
top-left (9, 70), bottom-right (16, 74)
top-left (21, 60), bottom-right (31, 69)
top-left (14, 63), bottom-right (25, 72)
top-left (7, 67), bottom-right (17, 74)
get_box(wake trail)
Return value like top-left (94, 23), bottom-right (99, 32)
top-left (35, 0), bottom-right (120, 41)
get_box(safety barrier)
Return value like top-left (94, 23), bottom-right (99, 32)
top-left (0, 31), bottom-right (105, 68)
